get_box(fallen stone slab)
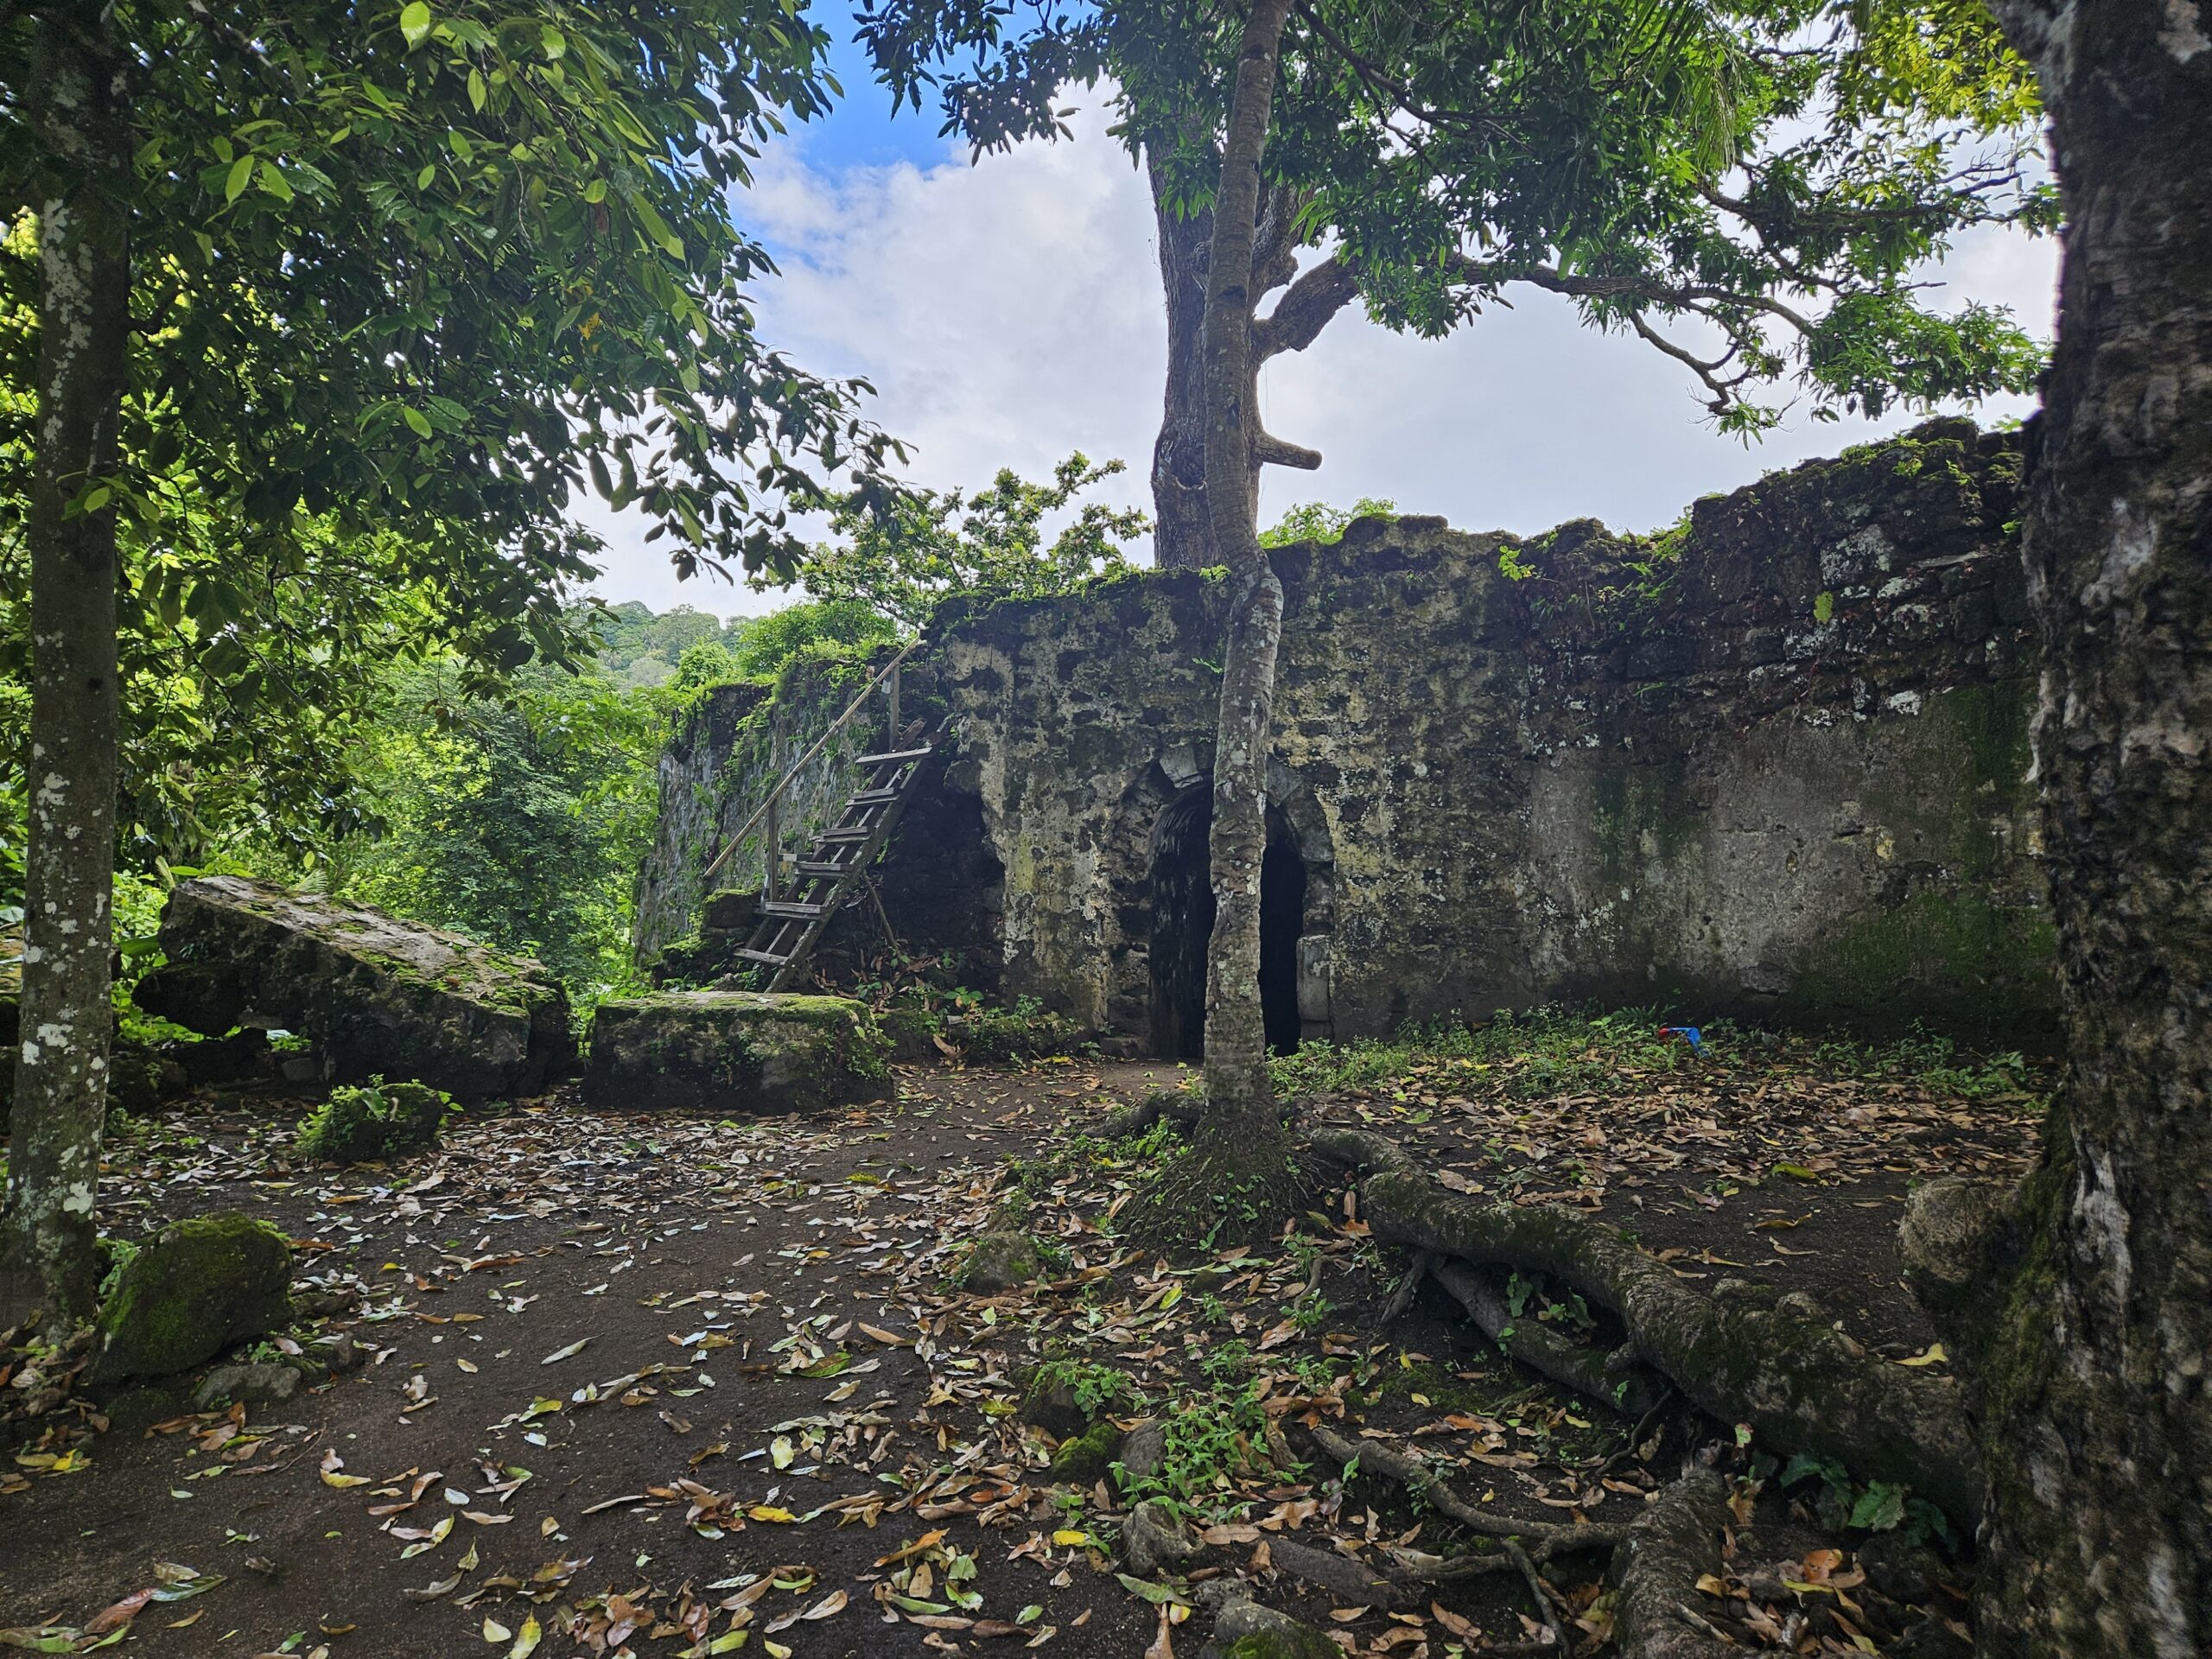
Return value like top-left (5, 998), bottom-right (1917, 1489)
top-left (134, 875), bottom-right (574, 1098)
top-left (582, 990), bottom-right (893, 1114)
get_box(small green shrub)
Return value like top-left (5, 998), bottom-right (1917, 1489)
top-left (958, 995), bottom-right (1083, 1064)
top-left (296, 1076), bottom-right (452, 1164)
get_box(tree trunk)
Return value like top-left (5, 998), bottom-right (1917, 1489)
top-left (1946, 3), bottom-right (2212, 1651)
top-left (1197, 0), bottom-right (1295, 1134)
top-left (1150, 139), bottom-right (1313, 575)
top-left (2, 10), bottom-right (131, 1330)
top-left (1147, 140), bottom-right (1217, 573)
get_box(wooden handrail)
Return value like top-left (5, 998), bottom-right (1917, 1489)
top-left (700, 639), bottom-right (921, 885)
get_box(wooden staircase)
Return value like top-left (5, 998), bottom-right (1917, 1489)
top-left (735, 720), bottom-right (947, 991)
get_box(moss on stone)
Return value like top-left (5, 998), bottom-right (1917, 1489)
top-left (583, 990), bottom-right (892, 1113)
top-left (296, 1077), bottom-right (450, 1164)
top-left (962, 1230), bottom-right (1044, 1292)
top-left (1789, 887), bottom-right (2056, 1031)
top-left (92, 1213), bottom-right (292, 1384)
top-left (1223, 1627), bottom-right (1342, 1659)
top-left (1049, 1418), bottom-right (1126, 1484)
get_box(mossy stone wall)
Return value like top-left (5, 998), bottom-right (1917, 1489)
top-left (643, 422), bottom-right (2055, 1046)
top-left (632, 644), bottom-right (918, 966)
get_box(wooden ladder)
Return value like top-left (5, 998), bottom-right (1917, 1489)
top-left (734, 721), bottom-right (947, 991)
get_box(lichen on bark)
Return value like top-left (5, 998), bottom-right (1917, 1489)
top-left (1935, 2), bottom-right (2212, 1649)
top-left (2, 7), bottom-right (132, 1330)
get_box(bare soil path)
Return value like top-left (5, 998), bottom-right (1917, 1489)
top-left (3, 1024), bottom-right (2042, 1659)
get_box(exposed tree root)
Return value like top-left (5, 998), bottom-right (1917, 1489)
top-left (1427, 1256), bottom-right (1671, 1419)
top-left (1098, 1088), bottom-right (1205, 1142)
top-left (1311, 1127), bottom-right (1982, 1529)
top-left (1378, 1248), bottom-right (1435, 1323)
top-left (1605, 1467), bottom-right (1738, 1659)
top-left (1304, 1421), bottom-right (1622, 1555)
top-left (1284, 1419), bottom-right (1614, 1647)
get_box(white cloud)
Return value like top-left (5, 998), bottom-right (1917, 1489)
top-left (579, 102), bottom-right (2059, 613)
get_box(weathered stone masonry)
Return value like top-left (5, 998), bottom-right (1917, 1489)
top-left (639, 420), bottom-right (2054, 1049)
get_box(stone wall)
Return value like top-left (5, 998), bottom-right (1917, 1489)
top-left (641, 420), bottom-right (2056, 1048)
top-left (632, 644), bottom-right (913, 965)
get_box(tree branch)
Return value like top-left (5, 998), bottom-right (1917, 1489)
top-left (1252, 429), bottom-right (1322, 470)
top-left (1253, 255), bottom-right (1361, 361)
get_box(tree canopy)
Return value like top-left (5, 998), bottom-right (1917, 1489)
top-left (786, 452), bottom-right (1147, 632)
top-left (0, 0), bottom-right (908, 880)
top-left (861, 0), bottom-right (2051, 437)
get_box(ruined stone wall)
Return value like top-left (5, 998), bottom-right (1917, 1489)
top-left (640, 420), bottom-right (2056, 1047)
top-left (1510, 419), bottom-right (2047, 1035)
top-left (631, 644), bottom-right (912, 964)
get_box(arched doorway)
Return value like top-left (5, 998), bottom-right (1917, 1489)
top-left (1148, 785), bottom-right (1309, 1058)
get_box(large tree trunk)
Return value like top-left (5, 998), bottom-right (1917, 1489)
top-left (2, 9), bottom-right (131, 1330)
top-left (1147, 140), bottom-right (1217, 573)
top-left (1938, 3), bottom-right (2212, 1651)
top-left (1196, 0), bottom-right (1295, 1134)
top-left (1150, 141), bottom-right (1314, 574)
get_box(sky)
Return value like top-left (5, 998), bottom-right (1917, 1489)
top-left (576, 30), bottom-right (2061, 620)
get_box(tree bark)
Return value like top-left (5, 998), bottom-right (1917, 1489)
top-left (2, 7), bottom-right (132, 1330)
top-left (1197, 0), bottom-right (1295, 1133)
top-left (1317, 1127), bottom-right (1983, 1529)
top-left (1147, 139), bottom-right (1217, 573)
top-left (1943, 4), bottom-right (2212, 1652)
top-left (1605, 1468), bottom-right (1737, 1659)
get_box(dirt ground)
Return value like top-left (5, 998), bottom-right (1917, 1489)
top-left (3, 1027), bottom-right (2043, 1658)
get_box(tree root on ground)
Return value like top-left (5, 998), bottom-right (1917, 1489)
top-left (1605, 1466), bottom-right (1738, 1659)
top-left (1289, 1420), bottom-right (1618, 1646)
top-left (1310, 1126), bottom-right (1982, 1529)
top-left (1427, 1256), bottom-right (1672, 1419)
top-left (1304, 1421), bottom-right (1622, 1555)
top-left (1099, 1088), bottom-right (1205, 1141)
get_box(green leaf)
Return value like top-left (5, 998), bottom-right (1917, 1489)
top-left (1849, 1482), bottom-right (1908, 1532)
top-left (399, 2), bottom-right (432, 48)
top-left (257, 160), bottom-right (294, 204)
top-left (1114, 1575), bottom-right (1191, 1607)
top-left (467, 67), bottom-right (487, 111)
top-left (582, 178), bottom-right (607, 205)
top-left (628, 195), bottom-right (684, 260)
top-left (224, 155), bottom-right (253, 203)
top-left (403, 407), bottom-right (434, 439)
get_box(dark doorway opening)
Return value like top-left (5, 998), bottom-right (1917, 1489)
top-left (1149, 789), bottom-right (1213, 1060)
top-left (1148, 786), bottom-right (1307, 1059)
top-left (1259, 818), bottom-right (1306, 1055)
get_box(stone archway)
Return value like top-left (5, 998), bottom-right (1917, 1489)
top-left (1128, 745), bottom-right (1336, 1058)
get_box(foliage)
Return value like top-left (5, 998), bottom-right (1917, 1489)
top-left (586, 602), bottom-right (748, 690)
top-left (323, 659), bottom-right (664, 1001)
top-left (1258, 497), bottom-right (1398, 548)
top-left (721, 599), bottom-right (901, 684)
top-left (1271, 1004), bottom-right (2046, 1109)
top-left (957, 995), bottom-right (1086, 1065)
top-left (1775, 1451), bottom-right (1957, 1549)
top-left (295, 1076), bottom-right (453, 1165)
top-left (787, 454), bottom-right (1147, 632)
top-left (1030, 1356), bottom-right (1143, 1418)
top-left (861, 0), bottom-right (2052, 434)
top-left (0, 0), bottom-right (901, 887)
top-left (1115, 1339), bottom-right (1282, 1519)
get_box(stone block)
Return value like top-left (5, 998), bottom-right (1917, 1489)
top-left (135, 875), bottom-right (573, 1097)
top-left (92, 1213), bottom-right (293, 1385)
top-left (582, 991), bottom-right (893, 1114)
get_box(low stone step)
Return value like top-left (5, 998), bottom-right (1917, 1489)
top-left (583, 991), bottom-right (894, 1114)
